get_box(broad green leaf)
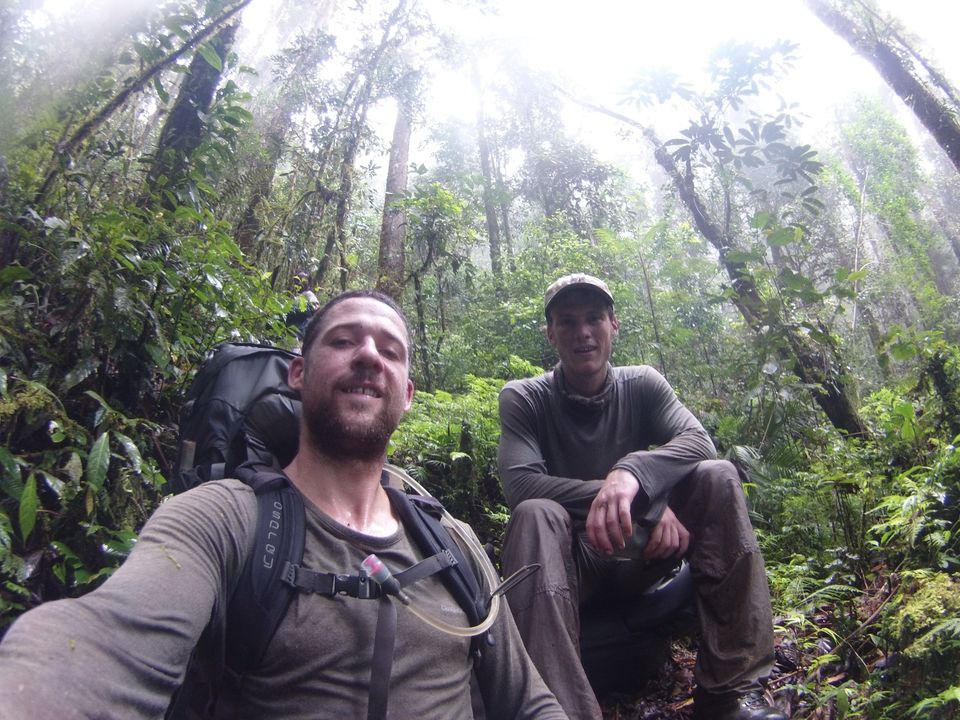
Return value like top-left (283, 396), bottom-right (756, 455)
top-left (893, 401), bottom-right (915, 421)
top-left (153, 76), bottom-right (169, 104)
top-left (751, 211), bottom-right (772, 230)
top-left (724, 249), bottom-right (763, 264)
top-left (0, 447), bottom-right (23, 500)
top-left (84, 390), bottom-right (113, 412)
top-left (51, 540), bottom-right (81, 564)
top-left (173, 205), bottom-right (203, 223)
top-left (87, 433), bottom-right (111, 491)
top-left (0, 265), bottom-right (32, 287)
top-left (722, 125), bottom-right (736, 147)
top-left (767, 227), bottom-right (800, 247)
top-left (102, 529), bottom-right (138, 558)
top-left (899, 419), bottom-right (916, 443)
top-left (197, 43), bottom-right (222, 71)
top-left (63, 452), bottom-right (83, 483)
top-left (889, 340), bottom-right (916, 362)
top-left (780, 269), bottom-right (816, 293)
top-left (39, 472), bottom-right (65, 501)
top-left (62, 357), bottom-right (101, 392)
top-left (43, 216), bottom-right (68, 230)
top-left (115, 433), bottom-right (143, 474)
top-left (19, 473), bottom-right (39, 541)
top-left (144, 343), bottom-right (170, 370)
top-left (230, 107), bottom-right (254, 123)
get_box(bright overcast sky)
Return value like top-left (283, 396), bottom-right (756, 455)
top-left (421, 0), bottom-right (960, 169)
top-left (30, 0), bottom-right (960, 172)
top-left (467, 0), bottom-right (959, 96)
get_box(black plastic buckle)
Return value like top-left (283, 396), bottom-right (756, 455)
top-left (281, 561), bottom-right (298, 588)
top-left (332, 573), bottom-right (379, 599)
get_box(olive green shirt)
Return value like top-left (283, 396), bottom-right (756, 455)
top-left (497, 364), bottom-right (716, 527)
top-left (0, 480), bottom-right (564, 719)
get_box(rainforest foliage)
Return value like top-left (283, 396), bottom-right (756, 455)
top-left (1, 0), bottom-right (959, 717)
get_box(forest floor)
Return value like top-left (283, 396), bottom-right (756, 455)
top-left (599, 640), bottom-right (795, 719)
top-left (598, 643), bottom-right (699, 719)
top-left (596, 573), bottom-right (895, 720)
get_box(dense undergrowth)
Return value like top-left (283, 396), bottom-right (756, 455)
top-left (1, 3), bottom-right (959, 715)
top-left (2, 235), bottom-right (958, 718)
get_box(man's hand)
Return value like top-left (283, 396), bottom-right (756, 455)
top-left (643, 506), bottom-right (690, 561)
top-left (586, 469), bottom-right (641, 554)
top-left (587, 470), bottom-right (691, 560)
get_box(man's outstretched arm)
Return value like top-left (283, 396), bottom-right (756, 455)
top-left (0, 481), bottom-right (255, 720)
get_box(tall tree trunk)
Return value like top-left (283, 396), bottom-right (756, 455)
top-left (316, 137), bottom-right (358, 287)
top-left (31, 0), bottom-right (252, 207)
top-left (805, 0), bottom-right (960, 173)
top-left (307, 0), bottom-right (408, 286)
top-left (649, 132), bottom-right (868, 437)
top-left (376, 100), bottom-right (412, 301)
top-left (474, 66), bottom-right (502, 281)
top-left (413, 272), bottom-right (433, 391)
top-left (144, 20), bottom-right (239, 207)
top-left (851, 167), bottom-right (869, 335)
top-left (234, 110), bottom-right (286, 256)
top-left (637, 244), bottom-right (667, 376)
top-left (235, 17), bottom-right (333, 259)
top-left (493, 151), bottom-right (515, 269)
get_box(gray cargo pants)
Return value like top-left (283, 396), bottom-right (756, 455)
top-left (500, 459), bottom-right (775, 720)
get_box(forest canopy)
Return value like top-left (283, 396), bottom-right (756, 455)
top-left (1, 0), bottom-right (959, 717)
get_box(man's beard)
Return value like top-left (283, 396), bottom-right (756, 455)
top-left (301, 392), bottom-right (401, 462)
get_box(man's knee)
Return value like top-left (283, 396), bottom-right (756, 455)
top-left (502, 499), bottom-right (574, 574)
top-left (690, 459), bottom-right (744, 502)
top-left (509, 498), bottom-right (572, 532)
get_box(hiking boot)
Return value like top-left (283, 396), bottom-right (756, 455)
top-left (693, 689), bottom-right (788, 720)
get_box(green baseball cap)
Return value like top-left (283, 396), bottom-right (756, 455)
top-left (544, 273), bottom-right (614, 317)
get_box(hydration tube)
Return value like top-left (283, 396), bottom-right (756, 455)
top-left (371, 464), bottom-right (502, 638)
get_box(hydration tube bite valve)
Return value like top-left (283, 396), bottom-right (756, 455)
top-left (360, 464), bottom-right (504, 638)
top-left (362, 554), bottom-right (410, 605)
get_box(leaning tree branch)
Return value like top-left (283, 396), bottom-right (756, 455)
top-left (805, 0), bottom-right (960, 174)
top-left (35, 0), bottom-right (255, 205)
top-left (554, 85), bottom-right (869, 437)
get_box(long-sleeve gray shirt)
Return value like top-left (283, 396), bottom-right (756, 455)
top-left (0, 480), bottom-right (565, 720)
top-left (497, 364), bottom-right (716, 527)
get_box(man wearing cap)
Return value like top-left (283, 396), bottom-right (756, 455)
top-left (497, 274), bottom-right (786, 720)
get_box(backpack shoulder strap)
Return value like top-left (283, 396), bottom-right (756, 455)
top-left (165, 470), bottom-right (303, 720)
top-left (224, 468), bottom-right (305, 674)
top-left (383, 485), bottom-right (487, 626)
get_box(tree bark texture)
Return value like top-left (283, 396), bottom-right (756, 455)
top-left (33, 0), bottom-right (253, 206)
top-left (805, 0), bottom-right (960, 174)
top-left (376, 101), bottom-right (412, 301)
top-left (145, 21), bottom-right (239, 206)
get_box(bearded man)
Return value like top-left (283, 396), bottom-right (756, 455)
top-left (0, 290), bottom-right (565, 720)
